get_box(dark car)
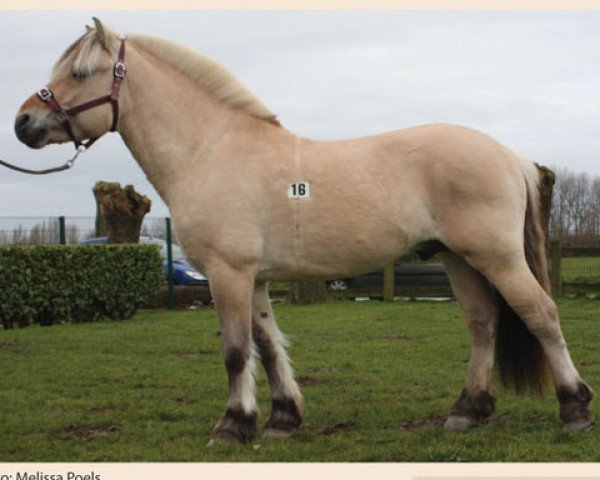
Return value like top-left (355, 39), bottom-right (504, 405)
top-left (79, 236), bottom-right (208, 286)
top-left (326, 263), bottom-right (448, 290)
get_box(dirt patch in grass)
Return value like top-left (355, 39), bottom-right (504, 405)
top-left (297, 375), bottom-right (339, 387)
top-left (399, 414), bottom-right (510, 430)
top-left (63, 424), bottom-right (122, 440)
top-left (317, 422), bottom-right (357, 435)
top-left (174, 396), bottom-right (195, 405)
top-left (399, 415), bottom-right (447, 430)
top-left (0, 340), bottom-right (23, 351)
top-left (524, 414), bottom-right (551, 423)
top-left (178, 350), bottom-right (217, 359)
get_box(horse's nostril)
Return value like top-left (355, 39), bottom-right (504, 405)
top-left (15, 113), bottom-right (31, 130)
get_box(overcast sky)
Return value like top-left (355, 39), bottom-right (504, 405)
top-left (1, 11), bottom-right (599, 218)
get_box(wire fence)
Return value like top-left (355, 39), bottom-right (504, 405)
top-left (0, 216), bottom-right (170, 246)
top-left (1, 210), bottom-right (600, 294)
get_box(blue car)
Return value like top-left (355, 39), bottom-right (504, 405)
top-left (79, 236), bottom-right (208, 286)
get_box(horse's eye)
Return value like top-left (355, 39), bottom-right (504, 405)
top-left (72, 71), bottom-right (92, 81)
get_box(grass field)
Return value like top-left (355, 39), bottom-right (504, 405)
top-left (0, 298), bottom-right (599, 462)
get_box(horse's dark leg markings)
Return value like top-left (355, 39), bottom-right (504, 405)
top-left (557, 382), bottom-right (594, 430)
top-left (449, 388), bottom-right (496, 424)
top-left (212, 406), bottom-right (258, 443)
top-left (208, 268), bottom-right (259, 445)
top-left (252, 321), bottom-right (303, 435)
top-left (482, 261), bottom-right (594, 430)
top-left (252, 282), bottom-right (304, 438)
top-left (209, 345), bottom-right (258, 443)
top-left (439, 252), bottom-right (498, 430)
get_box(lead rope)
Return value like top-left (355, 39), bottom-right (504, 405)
top-left (0, 145), bottom-right (86, 175)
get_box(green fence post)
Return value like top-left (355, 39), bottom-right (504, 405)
top-left (165, 217), bottom-right (175, 309)
top-left (59, 216), bottom-right (66, 245)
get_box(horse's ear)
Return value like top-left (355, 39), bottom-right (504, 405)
top-left (85, 25), bottom-right (93, 33)
top-left (92, 17), bottom-right (110, 51)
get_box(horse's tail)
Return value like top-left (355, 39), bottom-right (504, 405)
top-left (494, 158), bottom-right (555, 395)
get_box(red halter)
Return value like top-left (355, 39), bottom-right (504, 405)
top-left (36, 38), bottom-right (127, 150)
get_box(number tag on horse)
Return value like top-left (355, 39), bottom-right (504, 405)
top-left (288, 181), bottom-right (310, 199)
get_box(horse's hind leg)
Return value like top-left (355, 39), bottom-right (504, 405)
top-left (252, 282), bottom-right (304, 437)
top-left (208, 265), bottom-right (259, 445)
top-left (439, 252), bottom-right (498, 430)
top-left (473, 254), bottom-right (594, 430)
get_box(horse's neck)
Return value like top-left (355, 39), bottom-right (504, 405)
top-left (116, 45), bottom-right (280, 206)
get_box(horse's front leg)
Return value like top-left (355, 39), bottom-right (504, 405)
top-left (208, 265), bottom-right (259, 445)
top-left (252, 282), bottom-right (304, 438)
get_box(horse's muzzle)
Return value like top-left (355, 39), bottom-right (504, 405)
top-left (14, 113), bottom-right (48, 149)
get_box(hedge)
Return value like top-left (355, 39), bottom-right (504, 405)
top-left (0, 244), bottom-right (163, 328)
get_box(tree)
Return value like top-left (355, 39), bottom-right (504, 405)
top-left (550, 167), bottom-right (600, 244)
top-left (93, 181), bottom-right (152, 244)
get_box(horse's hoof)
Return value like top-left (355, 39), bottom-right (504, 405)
top-left (208, 409), bottom-right (258, 444)
top-left (564, 418), bottom-right (594, 432)
top-left (444, 415), bottom-right (476, 431)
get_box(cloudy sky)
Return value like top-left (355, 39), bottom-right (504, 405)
top-left (0, 10), bottom-right (599, 218)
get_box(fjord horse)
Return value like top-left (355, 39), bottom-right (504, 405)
top-left (14, 19), bottom-right (593, 443)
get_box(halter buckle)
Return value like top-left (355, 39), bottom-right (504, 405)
top-left (37, 87), bottom-right (53, 102)
top-left (114, 61), bottom-right (127, 79)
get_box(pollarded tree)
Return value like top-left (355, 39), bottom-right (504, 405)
top-left (93, 181), bottom-right (152, 244)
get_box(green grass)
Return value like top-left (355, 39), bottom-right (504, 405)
top-left (0, 298), bottom-right (599, 462)
top-left (562, 256), bottom-right (600, 284)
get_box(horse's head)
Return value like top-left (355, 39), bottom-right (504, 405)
top-left (15, 18), bottom-right (125, 150)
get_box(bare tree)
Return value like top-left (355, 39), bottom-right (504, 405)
top-left (551, 167), bottom-right (600, 245)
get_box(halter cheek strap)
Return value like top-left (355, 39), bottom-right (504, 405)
top-left (37, 38), bottom-right (127, 150)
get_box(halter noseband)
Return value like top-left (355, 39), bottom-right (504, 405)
top-left (36, 38), bottom-right (127, 150)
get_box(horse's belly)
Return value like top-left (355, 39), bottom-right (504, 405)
top-left (258, 200), bottom-right (433, 281)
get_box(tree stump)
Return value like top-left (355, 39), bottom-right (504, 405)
top-left (93, 181), bottom-right (152, 244)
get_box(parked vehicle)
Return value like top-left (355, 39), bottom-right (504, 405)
top-left (326, 263), bottom-right (448, 290)
top-left (79, 236), bottom-right (208, 286)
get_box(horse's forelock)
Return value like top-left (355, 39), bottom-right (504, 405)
top-left (52, 28), bottom-right (112, 77)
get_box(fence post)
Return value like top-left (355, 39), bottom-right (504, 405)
top-left (383, 262), bottom-right (395, 302)
top-left (165, 217), bottom-right (175, 309)
top-left (58, 216), bottom-right (66, 245)
top-left (549, 239), bottom-right (562, 296)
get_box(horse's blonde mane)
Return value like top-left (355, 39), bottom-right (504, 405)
top-left (53, 31), bottom-right (106, 77)
top-left (129, 33), bottom-right (280, 126)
